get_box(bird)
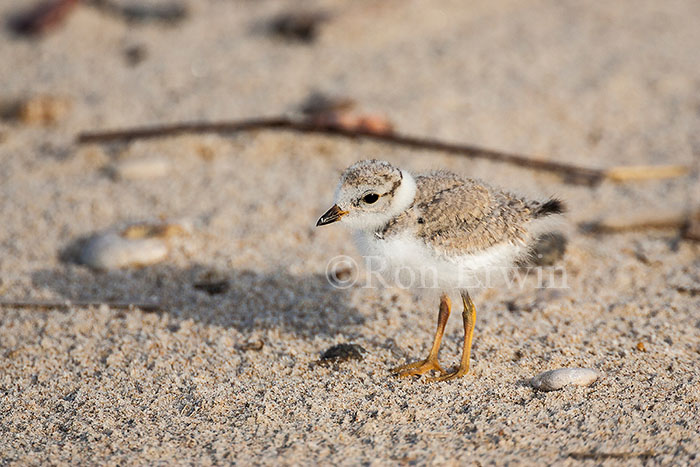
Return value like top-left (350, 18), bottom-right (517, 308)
top-left (316, 160), bottom-right (565, 382)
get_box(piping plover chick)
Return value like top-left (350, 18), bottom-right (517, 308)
top-left (317, 160), bottom-right (565, 382)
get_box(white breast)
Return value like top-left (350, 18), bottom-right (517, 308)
top-left (354, 230), bottom-right (527, 290)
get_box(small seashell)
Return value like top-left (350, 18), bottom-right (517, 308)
top-left (355, 114), bottom-right (394, 135)
top-left (237, 340), bottom-right (264, 352)
top-left (79, 232), bottom-right (168, 270)
top-left (109, 157), bottom-right (171, 180)
top-left (1, 95), bottom-right (72, 125)
top-left (304, 110), bottom-right (394, 135)
top-left (531, 368), bottom-right (601, 391)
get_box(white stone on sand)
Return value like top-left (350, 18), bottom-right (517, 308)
top-left (531, 368), bottom-right (601, 391)
top-left (110, 157), bottom-right (171, 180)
top-left (79, 232), bottom-right (169, 270)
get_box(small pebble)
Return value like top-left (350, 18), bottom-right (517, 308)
top-left (528, 232), bottom-right (568, 266)
top-left (109, 157), bottom-right (171, 180)
top-left (300, 92), bottom-right (356, 116)
top-left (319, 343), bottom-right (366, 365)
top-left (327, 266), bottom-right (354, 286)
top-left (530, 368), bottom-right (601, 391)
top-left (193, 280), bottom-right (229, 295)
top-left (238, 340), bottom-right (264, 352)
top-left (269, 11), bottom-right (329, 42)
top-left (120, 3), bottom-right (188, 24)
top-left (124, 44), bottom-right (148, 66)
top-left (79, 232), bottom-right (168, 270)
top-left (683, 210), bottom-right (700, 241)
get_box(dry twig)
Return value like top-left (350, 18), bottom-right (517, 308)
top-left (568, 450), bottom-right (657, 460)
top-left (76, 117), bottom-right (688, 186)
top-left (580, 208), bottom-right (700, 237)
top-left (604, 165), bottom-right (689, 182)
top-left (0, 299), bottom-right (162, 312)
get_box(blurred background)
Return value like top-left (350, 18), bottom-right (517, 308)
top-left (3, 0), bottom-right (699, 160)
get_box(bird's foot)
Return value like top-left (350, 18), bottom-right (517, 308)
top-left (425, 365), bottom-right (469, 383)
top-left (391, 358), bottom-right (444, 378)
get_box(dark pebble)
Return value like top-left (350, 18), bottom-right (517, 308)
top-left (319, 343), bottom-right (366, 364)
top-left (327, 266), bottom-right (353, 286)
top-left (124, 44), bottom-right (148, 66)
top-left (269, 11), bottom-right (329, 43)
top-left (193, 280), bottom-right (229, 295)
top-left (525, 232), bottom-right (567, 266)
top-left (120, 3), bottom-right (188, 24)
top-left (299, 92), bottom-right (355, 116)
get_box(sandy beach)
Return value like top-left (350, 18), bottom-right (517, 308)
top-left (1, 0), bottom-right (699, 464)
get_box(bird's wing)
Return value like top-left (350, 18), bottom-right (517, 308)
top-left (413, 174), bottom-right (535, 256)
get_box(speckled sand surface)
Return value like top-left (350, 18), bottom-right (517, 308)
top-left (1, 0), bottom-right (699, 464)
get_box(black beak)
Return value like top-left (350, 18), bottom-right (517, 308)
top-left (316, 204), bottom-right (348, 226)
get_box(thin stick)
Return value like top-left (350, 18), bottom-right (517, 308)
top-left (0, 299), bottom-right (162, 312)
top-left (580, 208), bottom-right (699, 234)
top-left (77, 117), bottom-right (604, 184)
top-left (568, 451), bottom-right (657, 460)
top-left (76, 117), bottom-right (688, 186)
top-left (77, 117), bottom-right (291, 143)
top-left (604, 165), bottom-right (689, 182)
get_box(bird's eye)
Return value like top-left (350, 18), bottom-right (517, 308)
top-left (362, 193), bottom-right (380, 204)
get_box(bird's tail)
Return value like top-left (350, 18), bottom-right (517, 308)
top-left (533, 198), bottom-right (566, 218)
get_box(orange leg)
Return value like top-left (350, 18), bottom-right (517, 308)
top-left (427, 291), bottom-right (477, 382)
top-left (391, 294), bottom-right (451, 378)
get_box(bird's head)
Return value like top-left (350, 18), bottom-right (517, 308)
top-left (316, 160), bottom-right (417, 232)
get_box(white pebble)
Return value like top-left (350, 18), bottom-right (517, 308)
top-left (110, 157), bottom-right (171, 180)
top-left (530, 368), bottom-right (601, 391)
top-left (79, 232), bottom-right (168, 270)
